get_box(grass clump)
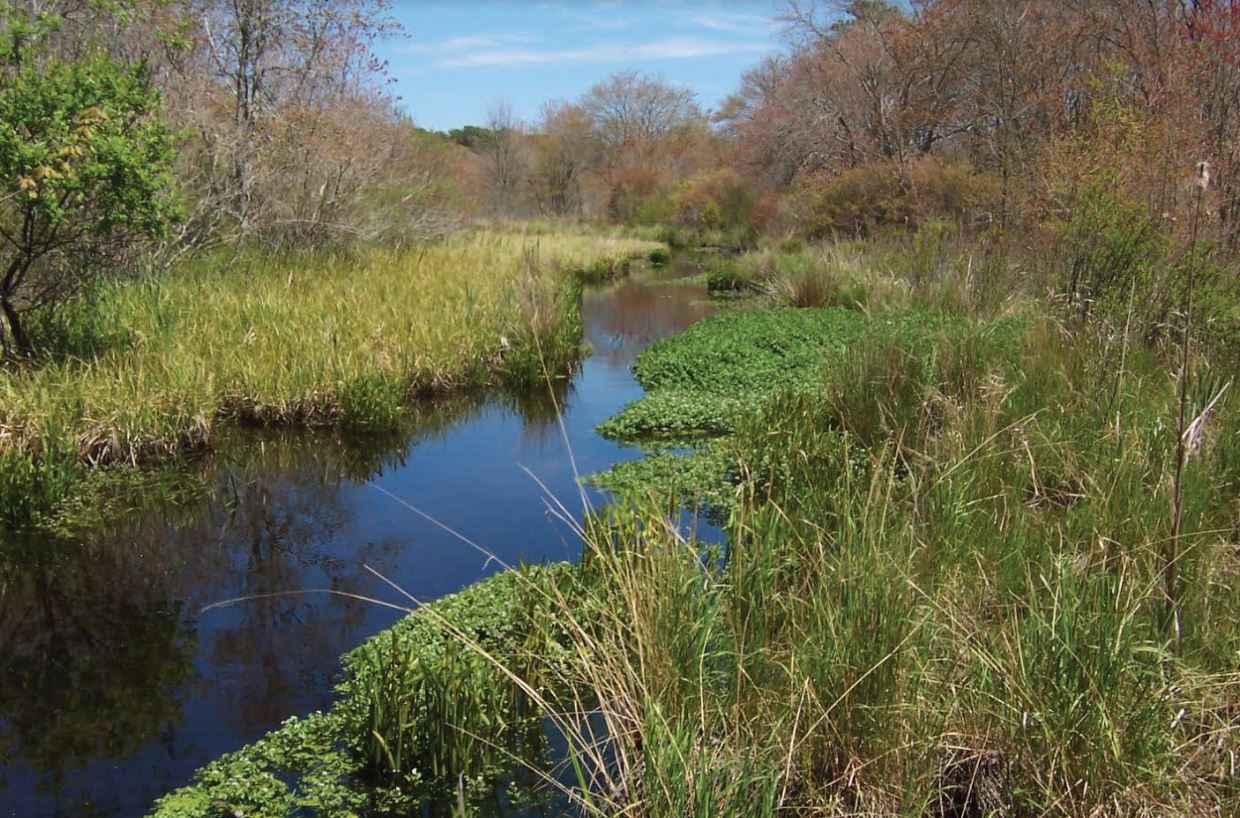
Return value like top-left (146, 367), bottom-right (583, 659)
top-left (150, 565), bottom-right (572, 818)
top-left (0, 231), bottom-right (659, 527)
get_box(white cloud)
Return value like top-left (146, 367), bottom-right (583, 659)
top-left (688, 11), bottom-right (775, 34)
top-left (438, 36), bottom-right (769, 69)
top-left (404, 32), bottom-right (539, 55)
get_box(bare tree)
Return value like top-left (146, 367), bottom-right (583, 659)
top-left (483, 99), bottom-right (527, 216)
top-left (581, 71), bottom-right (704, 157)
top-left (530, 102), bottom-right (591, 217)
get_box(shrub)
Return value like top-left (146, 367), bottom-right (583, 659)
top-left (799, 164), bottom-right (910, 238)
top-left (1059, 181), bottom-right (1170, 324)
top-left (670, 168), bottom-right (757, 233)
top-left (794, 159), bottom-right (996, 239)
top-left (908, 156), bottom-right (999, 227)
top-left (608, 167), bottom-right (664, 223)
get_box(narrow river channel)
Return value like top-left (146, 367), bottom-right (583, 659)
top-left (0, 260), bottom-right (718, 817)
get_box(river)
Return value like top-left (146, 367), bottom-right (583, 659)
top-left (0, 259), bottom-right (718, 817)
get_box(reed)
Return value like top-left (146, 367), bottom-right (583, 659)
top-left (532, 311), bottom-right (1240, 816)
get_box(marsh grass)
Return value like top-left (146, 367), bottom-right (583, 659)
top-left (521, 311), bottom-right (1240, 816)
top-left (0, 231), bottom-right (659, 526)
top-left (155, 301), bottom-right (1240, 817)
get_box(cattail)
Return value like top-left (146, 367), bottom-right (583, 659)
top-left (1195, 160), bottom-right (1211, 193)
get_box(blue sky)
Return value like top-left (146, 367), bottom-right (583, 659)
top-left (376, 1), bottom-right (786, 132)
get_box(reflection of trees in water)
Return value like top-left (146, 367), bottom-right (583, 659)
top-left (0, 535), bottom-right (195, 788)
top-left (511, 376), bottom-right (575, 452)
top-left (0, 424), bottom-right (421, 809)
top-left (581, 272), bottom-right (716, 371)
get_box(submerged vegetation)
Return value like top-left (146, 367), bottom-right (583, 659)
top-left (0, 231), bottom-right (657, 527)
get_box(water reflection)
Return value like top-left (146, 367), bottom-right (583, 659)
top-left (0, 261), bottom-right (718, 817)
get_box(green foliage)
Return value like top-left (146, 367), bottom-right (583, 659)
top-left (1059, 183), bottom-right (1240, 361)
top-left (340, 565), bottom-right (565, 798)
top-left (599, 388), bottom-right (748, 440)
top-left (1060, 181), bottom-right (1170, 322)
top-left (149, 711), bottom-right (365, 818)
top-left (704, 258), bottom-right (763, 294)
top-left (589, 445), bottom-right (736, 516)
top-left (0, 13), bottom-right (177, 351)
top-left (0, 57), bottom-right (175, 236)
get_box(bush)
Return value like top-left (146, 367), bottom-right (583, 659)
top-left (608, 167), bottom-right (664, 223)
top-left (794, 159), bottom-right (996, 239)
top-left (705, 259), bottom-right (761, 294)
top-left (799, 165), bottom-right (910, 238)
top-left (1059, 181), bottom-right (1170, 323)
top-left (908, 156), bottom-right (998, 226)
top-left (670, 169), bottom-right (757, 233)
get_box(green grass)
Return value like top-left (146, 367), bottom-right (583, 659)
top-left (564, 313), bottom-right (1240, 816)
top-left (0, 230), bottom-right (659, 526)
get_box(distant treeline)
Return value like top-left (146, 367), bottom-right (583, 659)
top-left (4, 1), bottom-right (1240, 323)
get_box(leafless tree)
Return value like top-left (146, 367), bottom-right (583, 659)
top-left (483, 99), bottom-right (527, 216)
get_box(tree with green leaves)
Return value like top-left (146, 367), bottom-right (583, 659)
top-left (0, 13), bottom-right (177, 356)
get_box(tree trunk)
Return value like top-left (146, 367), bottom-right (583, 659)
top-left (0, 296), bottom-right (32, 357)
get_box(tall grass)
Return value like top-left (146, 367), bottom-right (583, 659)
top-left (518, 316), bottom-right (1240, 816)
top-left (0, 230), bottom-right (659, 526)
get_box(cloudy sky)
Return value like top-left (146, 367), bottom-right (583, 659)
top-left (376, 1), bottom-right (785, 131)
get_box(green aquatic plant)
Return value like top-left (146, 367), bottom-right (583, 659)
top-left (150, 565), bottom-right (572, 818)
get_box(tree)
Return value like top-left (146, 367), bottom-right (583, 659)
top-left (581, 71), bottom-right (703, 158)
top-left (0, 17), bottom-right (177, 355)
top-left (483, 98), bottom-right (527, 215)
top-left (530, 101), bottom-right (591, 216)
top-left (187, 0), bottom-right (401, 244)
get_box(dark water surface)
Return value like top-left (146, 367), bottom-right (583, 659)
top-left (0, 263), bottom-right (717, 817)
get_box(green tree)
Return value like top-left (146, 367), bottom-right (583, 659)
top-left (0, 14), bottom-right (176, 356)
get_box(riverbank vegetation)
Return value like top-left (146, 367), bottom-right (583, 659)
top-left (0, 231), bottom-right (657, 527)
top-left (155, 224), bottom-right (1240, 815)
top-left (7, 0), bottom-right (1240, 815)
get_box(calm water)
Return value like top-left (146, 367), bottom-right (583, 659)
top-left (0, 263), bottom-right (718, 817)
